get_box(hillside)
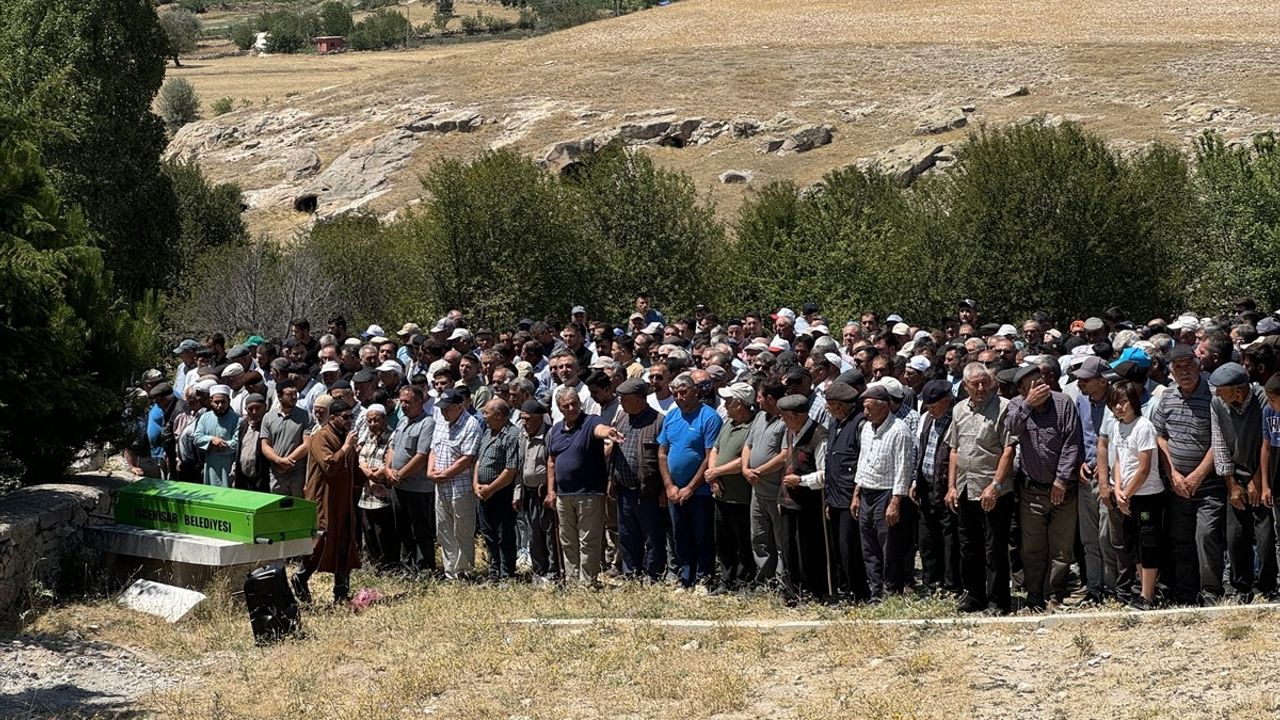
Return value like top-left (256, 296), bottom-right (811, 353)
top-left (166, 0), bottom-right (1280, 237)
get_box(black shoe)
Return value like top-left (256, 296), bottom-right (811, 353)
top-left (290, 572), bottom-right (312, 606)
top-left (957, 595), bottom-right (986, 613)
top-left (1127, 596), bottom-right (1154, 611)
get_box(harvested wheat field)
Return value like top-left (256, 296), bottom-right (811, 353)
top-left (167, 0), bottom-right (1280, 237)
top-left (9, 571), bottom-right (1280, 720)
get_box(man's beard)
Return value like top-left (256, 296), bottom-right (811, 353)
top-left (213, 407), bottom-right (229, 417)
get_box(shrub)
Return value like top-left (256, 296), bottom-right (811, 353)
top-left (349, 8), bottom-right (411, 50)
top-left (459, 12), bottom-right (484, 34)
top-left (210, 96), bottom-right (233, 116)
top-left (530, 0), bottom-right (609, 30)
top-left (259, 9), bottom-right (319, 54)
top-left (516, 8), bottom-right (536, 28)
top-left (229, 20), bottom-right (257, 51)
top-left (158, 8), bottom-right (201, 66)
top-left (485, 14), bottom-right (515, 33)
top-left (177, 0), bottom-right (207, 13)
top-left (435, 0), bottom-right (455, 17)
top-left (319, 1), bottom-right (354, 37)
top-left (156, 77), bottom-right (201, 131)
top-left (162, 157), bottom-right (249, 285)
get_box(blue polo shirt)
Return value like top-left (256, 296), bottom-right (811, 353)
top-left (658, 403), bottom-right (723, 496)
top-left (548, 414), bottom-right (607, 495)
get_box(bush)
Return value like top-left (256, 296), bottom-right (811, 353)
top-left (516, 8), bottom-right (536, 28)
top-left (435, 0), bottom-right (455, 17)
top-left (459, 12), bottom-right (484, 34)
top-left (349, 8), bottom-right (411, 50)
top-left (162, 157), bottom-right (248, 285)
top-left (156, 77), bottom-right (201, 131)
top-left (229, 20), bottom-right (257, 51)
top-left (158, 8), bottom-right (201, 66)
top-left (1190, 131), bottom-right (1280, 312)
top-left (210, 96), bottom-right (233, 116)
top-left (259, 9), bottom-right (319, 54)
top-left (319, 1), bottom-right (354, 37)
top-left (177, 0), bottom-right (207, 12)
top-left (0, 116), bottom-right (161, 487)
top-left (485, 14), bottom-right (515, 33)
top-left (530, 0), bottom-right (609, 30)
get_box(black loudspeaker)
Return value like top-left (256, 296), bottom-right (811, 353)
top-left (243, 564), bottom-right (301, 643)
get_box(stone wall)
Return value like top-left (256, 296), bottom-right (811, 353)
top-left (0, 475), bottom-right (125, 620)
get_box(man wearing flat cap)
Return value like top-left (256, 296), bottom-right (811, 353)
top-left (1208, 362), bottom-right (1276, 601)
top-left (822, 381), bottom-right (870, 601)
top-left (916, 379), bottom-right (961, 595)
top-left (853, 383), bottom-right (915, 600)
top-left (514, 399), bottom-right (560, 582)
top-left (1151, 344), bottom-right (1229, 605)
top-left (609, 378), bottom-right (668, 582)
top-left (777, 393), bottom-right (830, 602)
top-left (1006, 365), bottom-right (1083, 611)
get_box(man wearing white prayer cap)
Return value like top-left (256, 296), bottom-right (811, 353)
top-left (192, 384), bottom-right (240, 487)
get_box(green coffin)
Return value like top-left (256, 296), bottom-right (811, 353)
top-left (114, 479), bottom-right (317, 544)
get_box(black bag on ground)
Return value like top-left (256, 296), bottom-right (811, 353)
top-left (243, 564), bottom-right (301, 643)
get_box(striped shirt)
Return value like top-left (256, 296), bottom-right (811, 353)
top-left (1151, 376), bottom-right (1223, 488)
top-left (854, 413), bottom-right (914, 496)
top-left (431, 412), bottom-right (482, 498)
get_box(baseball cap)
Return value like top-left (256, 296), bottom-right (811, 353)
top-left (618, 378), bottom-right (649, 395)
top-left (768, 338), bottom-right (792, 353)
top-left (436, 389), bottom-right (466, 409)
top-left (449, 328), bottom-right (473, 342)
top-left (1114, 347), bottom-right (1151, 369)
top-left (362, 324), bottom-right (386, 339)
top-left (875, 377), bottom-right (905, 400)
top-left (996, 324), bottom-right (1018, 338)
top-left (571, 305), bottom-right (586, 315)
top-left (1071, 356), bottom-right (1108, 380)
top-left (377, 360), bottom-right (403, 375)
top-left (172, 339), bottom-right (199, 354)
top-left (907, 355), bottom-right (931, 373)
top-left (430, 317), bottom-right (455, 333)
top-left (320, 361), bottom-right (342, 375)
top-left (891, 322), bottom-right (910, 336)
top-left (397, 322), bottom-right (421, 337)
top-left (885, 314), bottom-right (904, 324)
top-left (771, 308), bottom-right (796, 321)
top-left (641, 322), bottom-right (663, 336)
top-left (716, 382), bottom-right (754, 404)
top-left (957, 299), bottom-right (976, 309)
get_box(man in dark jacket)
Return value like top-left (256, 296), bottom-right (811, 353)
top-left (610, 378), bottom-right (667, 582)
top-left (823, 381), bottom-right (870, 601)
top-left (915, 380), bottom-right (961, 595)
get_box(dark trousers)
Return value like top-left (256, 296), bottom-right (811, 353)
top-left (670, 494), bottom-right (715, 587)
top-left (391, 488), bottom-right (437, 573)
top-left (916, 480), bottom-right (962, 593)
top-left (714, 499), bottom-right (754, 588)
top-left (361, 505), bottom-right (400, 569)
top-left (1019, 483), bottom-right (1078, 607)
top-left (1227, 501), bottom-right (1277, 597)
top-left (826, 506), bottom-right (869, 600)
top-left (478, 486), bottom-right (517, 579)
top-left (1166, 488), bottom-right (1226, 604)
top-left (780, 490), bottom-right (829, 600)
top-left (857, 488), bottom-right (912, 598)
top-left (618, 487), bottom-right (668, 580)
top-left (958, 492), bottom-right (1015, 612)
top-left (521, 486), bottom-right (561, 578)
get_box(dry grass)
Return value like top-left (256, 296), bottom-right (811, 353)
top-left (20, 571), bottom-right (1280, 720)
top-left (169, 0), bottom-right (1280, 237)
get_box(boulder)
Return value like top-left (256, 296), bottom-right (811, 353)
top-left (732, 116), bottom-right (762, 138)
top-left (293, 129), bottom-right (418, 216)
top-left (403, 109), bottom-right (485, 134)
top-left (539, 139), bottom-right (594, 175)
top-left (838, 104), bottom-right (879, 122)
top-left (994, 85), bottom-right (1029, 99)
top-left (914, 107), bottom-right (969, 135)
top-left (778, 124), bottom-right (833, 154)
top-left (761, 112), bottom-right (799, 132)
top-left (660, 118), bottom-right (704, 147)
top-left (282, 148), bottom-right (321, 181)
top-left (690, 120), bottom-right (729, 145)
top-left (758, 137), bottom-right (786, 154)
top-left (718, 170), bottom-right (754, 184)
top-left (618, 119), bottom-right (674, 143)
top-left (873, 139), bottom-right (949, 185)
top-left (1185, 103), bottom-right (1219, 123)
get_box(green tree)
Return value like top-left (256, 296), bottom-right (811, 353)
top-left (259, 9), bottom-right (318, 53)
top-left (413, 150), bottom-right (608, 327)
top-left (156, 77), bottom-right (201, 131)
top-left (1190, 131), bottom-right (1280, 313)
top-left (569, 142), bottom-right (726, 318)
top-left (349, 8), bottom-right (411, 50)
top-left (933, 122), bottom-right (1194, 322)
top-left (229, 20), bottom-right (257, 51)
top-left (0, 0), bottom-right (181, 298)
top-left (162, 157), bottom-right (247, 285)
top-left (0, 115), bottom-right (160, 486)
top-left (318, 1), bottom-right (354, 37)
top-left (157, 7), bottom-right (201, 66)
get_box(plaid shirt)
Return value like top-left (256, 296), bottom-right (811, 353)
top-left (358, 426), bottom-right (391, 470)
top-left (476, 422), bottom-right (520, 487)
top-left (854, 413), bottom-right (914, 495)
top-left (432, 412), bottom-right (482, 499)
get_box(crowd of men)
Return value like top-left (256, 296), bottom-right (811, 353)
top-left (124, 294), bottom-right (1280, 613)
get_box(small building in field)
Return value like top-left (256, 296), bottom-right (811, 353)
top-left (314, 36), bottom-right (345, 54)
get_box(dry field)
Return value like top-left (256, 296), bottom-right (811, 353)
top-left (168, 0), bottom-right (1280, 236)
top-left (11, 570), bottom-right (1280, 719)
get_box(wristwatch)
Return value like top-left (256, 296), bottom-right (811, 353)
top-left (992, 480), bottom-right (1005, 492)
